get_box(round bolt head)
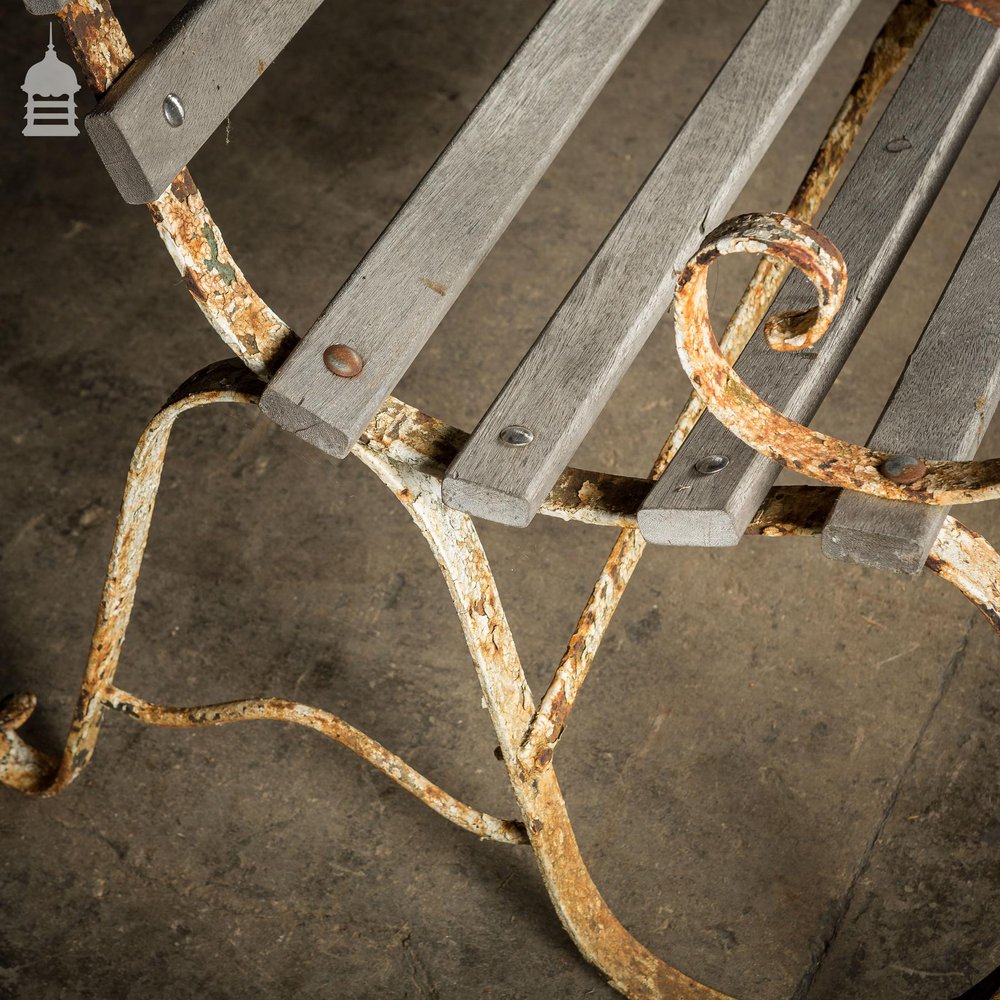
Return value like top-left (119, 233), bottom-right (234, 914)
top-left (322, 343), bottom-right (364, 378)
top-left (694, 454), bottom-right (729, 476)
top-left (879, 453), bottom-right (927, 485)
top-left (162, 93), bottom-right (185, 128)
top-left (499, 425), bottom-right (533, 447)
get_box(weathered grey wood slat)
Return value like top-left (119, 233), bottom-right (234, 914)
top-left (23, 0), bottom-right (68, 13)
top-left (258, 0), bottom-right (665, 457)
top-left (823, 181), bottom-right (1000, 575)
top-left (440, 0), bottom-right (862, 527)
top-left (86, 0), bottom-right (326, 203)
top-left (638, 7), bottom-right (1000, 547)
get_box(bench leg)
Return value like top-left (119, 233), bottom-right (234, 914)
top-left (354, 422), bottom-right (1000, 999)
top-left (355, 433), bottom-right (735, 1000)
top-left (0, 362), bottom-right (527, 848)
top-left (0, 360), bottom-right (263, 797)
top-left (3, 360), bottom-right (998, 997)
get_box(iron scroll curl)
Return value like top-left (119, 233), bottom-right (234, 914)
top-left (674, 211), bottom-right (1000, 505)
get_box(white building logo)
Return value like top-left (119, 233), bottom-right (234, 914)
top-left (22, 24), bottom-right (80, 137)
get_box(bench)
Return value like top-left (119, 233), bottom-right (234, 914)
top-left (5, 1), bottom-right (1000, 997)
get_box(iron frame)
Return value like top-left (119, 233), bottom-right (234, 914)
top-left (5, 2), bottom-right (998, 997)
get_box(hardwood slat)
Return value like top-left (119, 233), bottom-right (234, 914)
top-left (85, 0), bottom-right (326, 203)
top-left (24, 0), bottom-right (68, 13)
top-left (823, 181), bottom-right (1000, 575)
top-left (638, 7), bottom-right (1000, 547)
top-left (259, 0), bottom-right (665, 457)
top-left (440, 0), bottom-right (861, 527)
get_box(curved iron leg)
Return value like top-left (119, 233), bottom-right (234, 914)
top-left (4, 360), bottom-right (998, 998)
top-left (353, 440), bottom-right (735, 1000)
top-left (0, 363), bottom-right (530, 852)
top-left (0, 362), bottom-right (262, 796)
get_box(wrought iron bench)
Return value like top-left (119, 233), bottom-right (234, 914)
top-left (5, 0), bottom-right (1000, 996)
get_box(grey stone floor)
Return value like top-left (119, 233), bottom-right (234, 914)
top-left (3, 1), bottom-right (1000, 997)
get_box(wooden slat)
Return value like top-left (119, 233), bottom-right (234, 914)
top-left (85, 0), bottom-right (326, 203)
top-left (638, 7), bottom-right (1000, 547)
top-left (823, 181), bottom-right (1000, 575)
top-left (440, 0), bottom-right (862, 527)
top-left (24, 0), bottom-right (68, 13)
top-left (259, 0), bottom-right (665, 458)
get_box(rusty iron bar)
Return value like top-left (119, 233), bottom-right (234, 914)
top-left (0, 361), bottom-right (261, 797)
top-left (361, 394), bottom-right (651, 529)
top-left (516, 0), bottom-right (936, 777)
top-left (674, 211), bottom-right (1000, 504)
top-left (741, 487), bottom-right (1000, 641)
top-left (56, 0), bottom-right (131, 96)
top-left (925, 519), bottom-right (1000, 632)
top-left (148, 171), bottom-right (294, 374)
top-left (103, 688), bottom-right (528, 845)
top-left (58, 1), bottom-right (294, 376)
top-left (0, 354), bottom-right (721, 992)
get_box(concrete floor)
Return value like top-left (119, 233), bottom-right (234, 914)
top-left (3, 1), bottom-right (1000, 997)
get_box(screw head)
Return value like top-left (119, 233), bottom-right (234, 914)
top-left (694, 454), bottom-right (729, 476)
top-left (879, 454), bottom-right (926, 484)
top-left (163, 93), bottom-right (185, 127)
top-left (322, 343), bottom-right (363, 378)
top-left (499, 425), bottom-right (533, 447)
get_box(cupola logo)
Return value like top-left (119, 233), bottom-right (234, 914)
top-left (22, 24), bottom-right (81, 137)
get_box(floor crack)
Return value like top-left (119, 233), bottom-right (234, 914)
top-left (793, 614), bottom-right (976, 1000)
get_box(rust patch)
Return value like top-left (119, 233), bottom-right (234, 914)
top-left (182, 267), bottom-right (207, 302)
top-left (58, 0), bottom-right (133, 95)
top-left (149, 170), bottom-right (293, 371)
top-left (746, 486), bottom-right (836, 537)
top-left (169, 170), bottom-right (199, 203)
top-left (880, 455), bottom-right (928, 485)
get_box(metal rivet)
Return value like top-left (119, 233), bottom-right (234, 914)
top-left (694, 454), bottom-right (729, 475)
top-left (499, 425), bottom-right (533, 447)
top-left (885, 137), bottom-right (911, 153)
top-left (879, 453), bottom-right (926, 484)
top-left (163, 93), bottom-right (185, 128)
top-left (322, 343), bottom-right (364, 378)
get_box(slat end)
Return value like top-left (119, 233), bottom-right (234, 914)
top-left (23, 0), bottom-right (68, 13)
top-left (85, 110), bottom-right (163, 205)
top-left (259, 387), bottom-right (352, 460)
top-left (822, 520), bottom-right (930, 577)
top-left (441, 474), bottom-right (537, 528)
top-left (637, 506), bottom-right (743, 547)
